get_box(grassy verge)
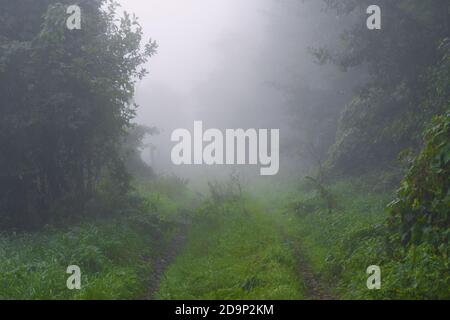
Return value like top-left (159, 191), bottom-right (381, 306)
top-left (0, 176), bottom-right (189, 300)
top-left (0, 215), bottom-right (171, 299)
top-left (282, 176), bottom-right (449, 299)
top-left (156, 198), bottom-right (305, 299)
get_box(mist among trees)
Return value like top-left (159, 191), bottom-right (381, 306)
top-left (0, 0), bottom-right (448, 300)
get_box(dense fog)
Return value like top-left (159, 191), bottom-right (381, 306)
top-left (1, 0), bottom-right (448, 301)
top-left (119, 0), bottom-right (358, 180)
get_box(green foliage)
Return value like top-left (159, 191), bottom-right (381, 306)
top-left (140, 175), bottom-right (190, 199)
top-left (207, 173), bottom-right (244, 204)
top-left (320, 0), bottom-right (450, 173)
top-left (122, 124), bottom-right (159, 180)
top-left (388, 113), bottom-right (449, 251)
top-left (284, 177), bottom-right (449, 299)
top-left (0, 176), bottom-right (189, 299)
top-left (0, 0), bottom-right (157, 229)
top-left (0, 213), bottom-right (159, 299)
top-left (328, 84), bottom-right (417, 172)
top-left (136, 175), bottom-right (193, 224)
top-left (303, 176), bottom-right (336, 213)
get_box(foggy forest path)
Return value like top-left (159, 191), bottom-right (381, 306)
top-left (148, 199), bottom-right (334, 300)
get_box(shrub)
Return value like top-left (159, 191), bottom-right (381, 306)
top-left (387, 113), bottom-right (449, 254)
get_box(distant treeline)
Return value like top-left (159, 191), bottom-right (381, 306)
top-left (283, 0), bottom-right (449, 175)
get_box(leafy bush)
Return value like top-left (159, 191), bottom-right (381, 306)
top-left (285, 176), bottom-right (449, 299)
top-left (387, 113), bottom-right (449, 253)
top-left (136, 175), bottom-right (193, 224)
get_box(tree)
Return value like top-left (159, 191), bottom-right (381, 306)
top-left (0, 0), bottom-right (157, 229)
top-left (122, 124), bottom-right (159, 179)
top-left (387, 38), bottom-right (450, 252)
top-left (263, 0), bottom-right (364, 171)
top-left (317, 0), bottom-right (450, 173)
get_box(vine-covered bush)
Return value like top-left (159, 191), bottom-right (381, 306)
top-left (388, 113), bottom-right (449, 255)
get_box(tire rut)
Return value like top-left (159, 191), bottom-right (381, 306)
top-left (146, 228), bottom-right (188, 300)
top-left (281, 232), bottom-right (336, 300)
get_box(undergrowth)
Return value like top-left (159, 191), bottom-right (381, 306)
top-left (282, 175), bottom-right (449, 299)
top-left (0, 176), bottom-right (190, 299)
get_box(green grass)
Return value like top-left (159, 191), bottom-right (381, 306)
top-left (281, 177), bottom-right (449, 299)
top-left (0, 212), bottom-right (173, 299)
top-left (156, 199), bottom-right (305, 300)
top-left (2, 174), bottom-right (447, 300)
top-left (0, 176), bottom-right (190, 300)
top-left (284, 179), bottom-right (389, 271)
